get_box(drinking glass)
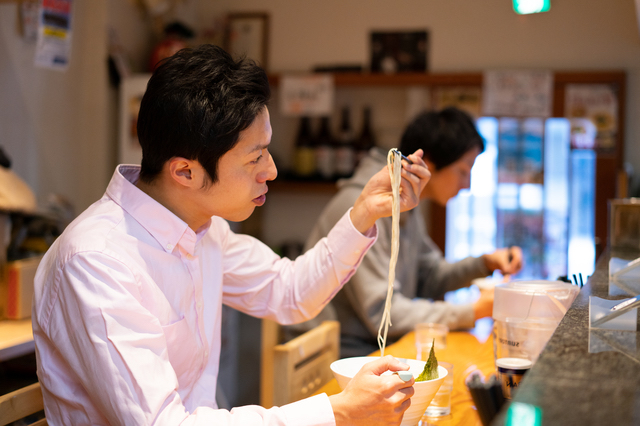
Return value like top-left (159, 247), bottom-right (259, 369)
top-left (415, 323), bottom-right (448, 360)
top-left (425, 361), bottom-right (454, 417)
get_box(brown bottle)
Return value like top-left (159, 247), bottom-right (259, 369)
top-left (335, 106), bottom-right (356, 178)
top-left (355, 106), bottom-right (376, 167)
top-left (315, 116), bottom-right (335, 180)
top-left (293, 116), bottom-right (316, 178)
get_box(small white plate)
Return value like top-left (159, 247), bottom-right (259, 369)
top-left (472, 277), bottom-right (502, 290)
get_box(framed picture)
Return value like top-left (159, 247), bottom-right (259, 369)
top-left (226, 12), bottom-right (269, 70)
top-left (564, 84), bottom-right (618, 152)
top-left (370, 30), bottom-right (429, 73)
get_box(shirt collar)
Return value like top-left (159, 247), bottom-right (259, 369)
top-left (105, 165), bottom-right (206, 255)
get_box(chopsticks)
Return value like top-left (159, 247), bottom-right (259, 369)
top-left (391, 148), bottom-right (413, 165)
top-left (467, 373), bottom-right (505, 426)
top-left (557, 273), bottom-right (587, 288)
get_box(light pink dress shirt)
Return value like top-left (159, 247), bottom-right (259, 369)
top-left (32, 165), bottom-right (376, 425)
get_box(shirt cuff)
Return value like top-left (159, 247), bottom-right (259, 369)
top-left (326, 209), bottom-right (377, 276)
top-left (281, 393), bottom-right (335, 426)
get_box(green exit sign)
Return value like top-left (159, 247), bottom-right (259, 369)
top-left (513, 0), bottom-right (550, 14)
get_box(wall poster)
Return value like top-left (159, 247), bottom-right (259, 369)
top-left (433, 86), bottom-right (482, 119)
top-left (482, 70), bottom-right (553, 118)
top-left (564, 84), bottom-right (618, 152)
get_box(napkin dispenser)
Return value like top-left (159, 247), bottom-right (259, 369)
top-left (589, 296), bottom-right (639, 362)
top-left (609, 198), bottom-right (640, 249)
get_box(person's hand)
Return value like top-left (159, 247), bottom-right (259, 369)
top-left (482, 246), bottom-right (523, 276)
top-left (472, 287), bottom-right (494, 320)
top-left (329, 355), bottom-right (415, 426)
top-left (350, 149), bottom-right (431, 234)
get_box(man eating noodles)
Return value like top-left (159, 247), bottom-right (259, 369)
top-left (32, 44), bottom-right (430, 426)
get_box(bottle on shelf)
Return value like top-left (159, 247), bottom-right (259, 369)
top-left (354, 106), bottom-right (376, 167)
top-left (315, 116), bottom-right (336, 181)
top-left (334, 106), bottom-right (356, 178)
top-left (292, 116), bottom-right (316, 179)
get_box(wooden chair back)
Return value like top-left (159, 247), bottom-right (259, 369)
top-left (0, 382), bottom-right (47, 426)
top-left (260, 320), bottom-right (340, 408)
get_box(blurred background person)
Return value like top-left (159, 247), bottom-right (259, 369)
top-left (288, 107), bottom-right (523, 357)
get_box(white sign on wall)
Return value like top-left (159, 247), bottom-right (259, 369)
top-left (279, 74), bottom-right (334, 116)
top-left (35, 0), bottom-right (74, 71)
top-left (482, 69), bottom-right (553, 117)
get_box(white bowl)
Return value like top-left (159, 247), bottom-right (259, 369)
top-left (330, 356), bottom-right (447, 426)
top-left (472, 277), bottom-right (502, 290)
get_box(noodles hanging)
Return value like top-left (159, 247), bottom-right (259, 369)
top-left (377, 148), bottom-right (402, 356)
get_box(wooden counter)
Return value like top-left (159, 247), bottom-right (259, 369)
top-left (0, 318), bottom-right (34, 362)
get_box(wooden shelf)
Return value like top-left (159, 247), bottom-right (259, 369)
top-left (266, 69), bottom-right (627, 252)
top-left (269, 70), bottom-right (626, 88)
top-left (269, 72), bottom-right (483, 87)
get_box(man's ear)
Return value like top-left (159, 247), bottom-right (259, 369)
top-left (168, 157), bottom-right (196, 188)
top-left (424, 157), bottom-right (436, 172)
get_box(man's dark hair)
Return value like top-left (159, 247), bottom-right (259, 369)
top-left (399, 107), bottom-right (484, 170)
top-left (137, 44), bottom-right (271, 184)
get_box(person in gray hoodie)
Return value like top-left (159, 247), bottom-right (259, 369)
top-left (291, 107), bottom-right (523, 357)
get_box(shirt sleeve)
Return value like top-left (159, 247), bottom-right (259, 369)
top-left (340, 219), bottom-right (476, 341)
top-left (36, 251), bottom-right (337, 426)
top-left (415, 235), bottom-right (491, 300)
top-left (220, 209), bottom-right (377, 325)
top-left (305, 189), bottom-right (481, 340)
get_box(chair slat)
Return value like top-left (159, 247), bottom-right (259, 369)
top-left (0, 382), bottom-right (45, 425)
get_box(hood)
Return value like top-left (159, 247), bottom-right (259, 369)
top-left (338, 147), bottom-right (388, 191)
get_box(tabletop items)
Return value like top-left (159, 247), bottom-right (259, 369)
top-left (316, 328), bottom-right (501, 425)
top-left (589, 295), bottom-right (639, 330)
top-left (415, 323), bottom-right (448, 359)
top-left (608, 256), bottom-right (640, 297)
top-left (329, 356), bottom-right (447, 426)
top-left (609, 198), bottom-right (640, 250)
top-left (425, 361), bottom-right (454, 417)
top-left (492, 280), bottom-right (579, 364)
top-left (494, 358), bottom-right (532, 400)
top-left (466, 372), bottom-right (505, 426)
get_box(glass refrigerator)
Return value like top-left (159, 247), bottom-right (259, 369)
top-left (445, 116), bottom-right (596, 281)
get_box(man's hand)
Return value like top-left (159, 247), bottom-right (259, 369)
top-left (482, 246), bottom-right (523, 276)
top-left (329, 356), bottom-right (415, 426)
top-left (350, 149), bottom-right (431, 234)
top-left (472, 288), bottom-right (495, 320)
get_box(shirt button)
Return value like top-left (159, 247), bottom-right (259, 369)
top-left (186, 253), bottom-right (193, 260)
top-left (197, 301), bottom-right (202, 309)
top-left (166, 243), bottom-right (173, 250)
top-left (204, 351), bottom-right (209, 358)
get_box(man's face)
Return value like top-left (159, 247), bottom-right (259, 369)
top-left (195, 107), bottom-right (278, 222)
top-left (423, 146), bottom-right (480, 206)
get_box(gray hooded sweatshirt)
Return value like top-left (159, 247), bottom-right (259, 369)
top-left (289, 148), bottom-right (490, 357)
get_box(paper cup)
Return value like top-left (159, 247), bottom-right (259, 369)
top-left (496, 357), bottom-right (532, 399)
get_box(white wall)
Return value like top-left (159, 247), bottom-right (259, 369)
top-left (193, 0), bottom-right (640, 248)
top-left (0, 2), bottom-right (111, 214)
top-left (195, 0), bottom-right (640, 171)
top-left (1, 0), bottom-right (638, 223)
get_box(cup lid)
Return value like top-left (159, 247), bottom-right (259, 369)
top-left (496, 357), bottom-right (533, 369)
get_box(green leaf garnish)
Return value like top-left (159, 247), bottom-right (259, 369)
top-left (416, 339), bottom-right (439, 382)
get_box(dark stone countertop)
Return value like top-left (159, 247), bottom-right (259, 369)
top-left (492, 248), bottom-right (640, 426)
